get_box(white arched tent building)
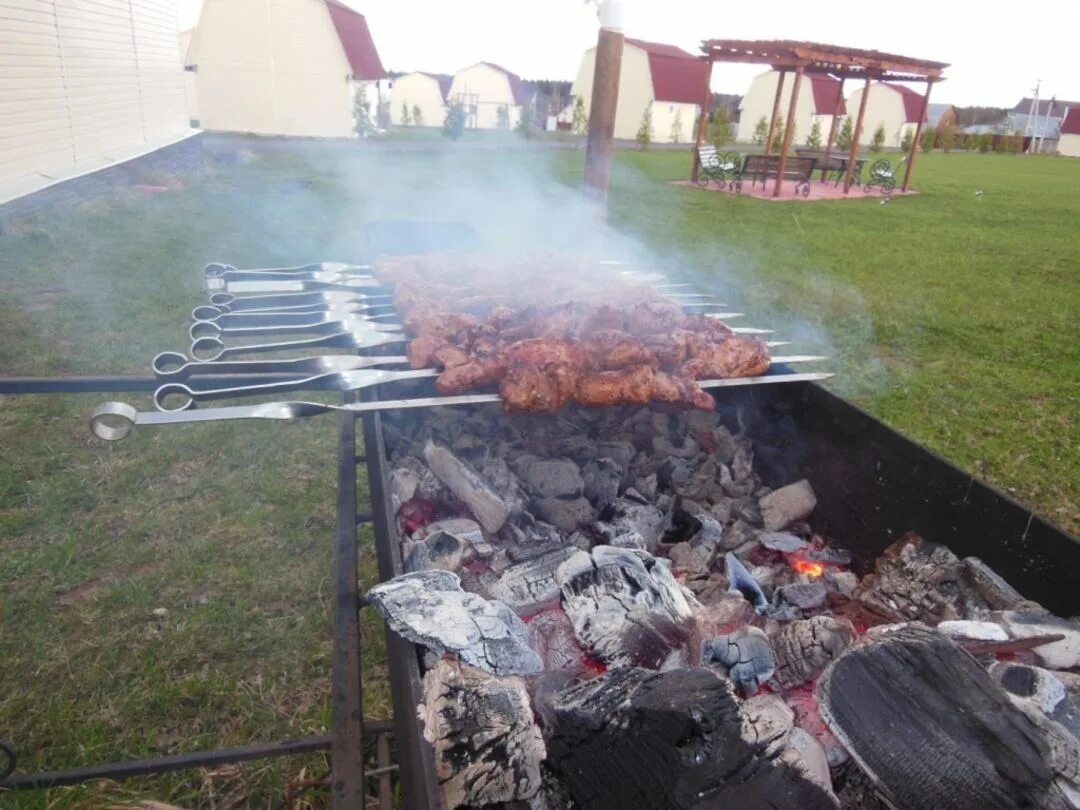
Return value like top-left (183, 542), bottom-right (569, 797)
top-left (448, 63), bottom-right (527, 129)
top-left (390, 73), bottom-right (451, 127)
top-left (572, 38), bottom-right (707, 144)
top-left (737, 71), bottom-right (845, 145)
top-left (845, 83), bottom-right (927, 147)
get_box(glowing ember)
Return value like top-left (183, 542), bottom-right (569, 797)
top-left (792, 559), bottom-right (825, 577)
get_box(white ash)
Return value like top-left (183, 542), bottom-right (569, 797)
top-left (423, 441), bottom-right (510, 534)
top-left (705, 625), bottom-right (776, 696)
top-left (937, 619), bottom-right (1009, 642)
top-left (487, 547), bottom-right (580, 616)
top-left (760, 480), bottom-right (817, 531)
top-left (996, 612), bottom-right (1080, 670)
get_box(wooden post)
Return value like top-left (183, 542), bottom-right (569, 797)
top-left (773, 65), bottom-right (804, 197)
top-left (824, 77), bottom-right (845, 157)
top-left (843, 77), bottom-right (872, 193)
top-left (902, 79), bottom-right (934, 192)
top-left (691, 56), bottom-right (714, 183)
top-left (583, 5), bottom-right (625, 199)
top-left (764, 70), bottom-right (786, 155)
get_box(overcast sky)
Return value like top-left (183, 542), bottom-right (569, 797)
top-left (176, 0), bottom-right (1080, 107)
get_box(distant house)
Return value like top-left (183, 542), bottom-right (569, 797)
top-left (926, 104), bottom-right (958, 131)
top-left (0, 0), bottom-right (193, 207)
top-left (572, 38), bottom-right (708, 144)
top-left (186, 0), bottom-right (386, 138)
top-left (1059, 109), bottom-right (1080, 157)
top-left (390, 73), bottom-right (451, 127)
top-left (736, 71), bottom-right (845, 145)
top-left (1004, 98), bottom-right (1080, 153)
top-left (448, 63), bottom-right (527, 130)
top-left (846, 83), bottom-right (927, 147)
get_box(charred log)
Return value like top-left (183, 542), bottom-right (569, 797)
top-left (771, 616), bottom-right (856, 691)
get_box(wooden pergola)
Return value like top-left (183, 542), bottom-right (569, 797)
top-left (692, 40), bottom-right (948, 196)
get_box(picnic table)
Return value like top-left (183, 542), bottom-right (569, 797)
top-left (739, 154), bottom-right (817, 196)
top-left (796, 149), bottom-right (867, 187)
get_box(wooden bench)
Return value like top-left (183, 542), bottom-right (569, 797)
top-left (796, 149), bottom-right (867, 187)
top-left (738, 154), bottom-right (817, 196)
top-left (695, 145), bottom-right (743, 188)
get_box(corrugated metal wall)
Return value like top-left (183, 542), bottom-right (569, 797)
top-left (0, 0), bottom-right (190, 198)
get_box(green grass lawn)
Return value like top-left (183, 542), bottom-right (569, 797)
top-left (0, 140), bottom-right (1075, 806)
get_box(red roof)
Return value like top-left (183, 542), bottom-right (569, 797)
top-left (884, 83), bottom-right (927, 123)
top-left (325, 0), bottom-right (385, 80)
top-left (625, 38), bottom-right (708, 105)
top-left (809, 76), bottom-right (845, 115)
top-left (1062, 107), bottom-right (1080, 135)
top-left (479, 62), bottom-right (528, 106)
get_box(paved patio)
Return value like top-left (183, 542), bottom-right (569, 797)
top-left (671, 178), bottom-right (917, 201)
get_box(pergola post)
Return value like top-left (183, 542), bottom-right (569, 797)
top-left (691, 57), bottom-right (714, 183)
top-left (902, 79), bottom-right (934, 192)
top-left (843, 77), bottom-right (872, 193)
top-left (764, 70), bottom-right (786, 154)
top-left (773, 65), bottom-right (804, 197)
top-left (583, 2), bottom-right (625, 199)
top-left (824, 77), bottom-right (845, 157)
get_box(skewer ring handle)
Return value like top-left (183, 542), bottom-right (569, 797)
top-left (91, 402), bottom-right (138, 441)
top-left (203, 263), bottom-right (235, 278)
top-left (154, 383), bottom-right (196, 413)
top-left (192, 305), bottom-right (224, 321)
top-left (190, 336), bottom-right (226, 362)
top-left (189, 320), bottom-right (221, 340)
top-left (152, 351), bottom-right (190, 375)
top-left (209, 292), bottom-right (235, 307)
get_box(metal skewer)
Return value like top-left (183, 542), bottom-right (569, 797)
top-left (204, 261), bottom-right (370, 278)
top-left (189, 315), bottom-right (402, 341)
top-left (92, 372), bottom-right (834, 441)
top-left (205, 268), bottom-right (376, 286)
top-left (189, 330), bottom-right (408, 362)
top-left (207, 291), bottom-right (394, 312)
top-left (152, 352), bottom-right (411, 381)
top-left (206, 278), bottom-right (387, 294)
top-left (191, 306), bottom-right (399, 328)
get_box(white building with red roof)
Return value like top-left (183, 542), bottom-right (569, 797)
top-left (447, 63), bottom-right (528, 130)
top-left (572, 38), bottom-right (709, 144)
top-left (1060, 108), bottom-right (1080, 157)
top-left (185, 0), bottom-right (385, 137)
top-left (846, 83), bottom-right (927, 148)
top-left (736, 70), bottom-right (846, 146)
top-left (389, 73), bottom-right (452, 128)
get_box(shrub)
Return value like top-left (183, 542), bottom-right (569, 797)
top-left (921, 127), bottom-right (936, 152)
top-left (900, 129), bottom-right (914, 152)
top-left (670, 109), bottom-right (683, 144)
top-left (940, 124), bottom-right (956, 152)
top-left (571, 96), bottom-right (588, 135)
top-left (752, 116), bottom-right (768, 146)
top-left (442, 102), bottom-right (466, 140)
top-left (870, 124), bottom-right (886, 153)
top-left (806, 119), bottom-right (822, 149)
top-left (412, 105), bottom-right (423, 127)
top-left (709, 108), bottom-right (732, 147)
top-left (835, 116), bottom-right (854, 150)
top-left (495, 104), bottom-right (510, 130)
top-left (769, 115), bottom-right (785, 152)
top-left (400, 102), bottom-right (411, 126)
top-left (636, 103), bottom-right (653, 149)
top-left (353, 84), bottom-right (375, 137)
top-left (978, 133), bottom-right (992, 153)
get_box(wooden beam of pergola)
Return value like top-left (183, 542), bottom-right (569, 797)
top-left (692, 39), bottom-right (948, 196)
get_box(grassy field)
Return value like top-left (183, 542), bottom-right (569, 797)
top-left (0, 139), bottom-right (1076, 807)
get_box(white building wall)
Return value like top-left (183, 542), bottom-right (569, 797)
top-left (390, 73), bottom-right (445, 127)
top-left (448, 64), bottom-right (521, 129)
top-left (0, 0), bottom-right (191, 204)
top-left (179, 27), bottom-right (198, 122)
top-left (1059, 133), bottom-right (1080, 157)
top-left (651, 101), bottom-right (699, 145)
top-left (847, 85), bottom-right (911, 148)
top-left (188, 0), bottom-right (354, 137)
top-left (736, 71), bottom-right (822, 145)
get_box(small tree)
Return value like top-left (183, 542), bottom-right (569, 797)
top-left (921, 127), bottom-right (936, 152)
top-left (636, 103), bottom-right (653, 149)
top-left (400, 102), bottom-right (411, 126)
top-left (709, 107), bottom-right (731, 147)
top-left (442, 101), bottom-right (466, 140)
top-left (870, 124), bottom-right (886, 153)
top-left (977, 133), bottom-right (992, 153)
top-left (752, 115), bottom-right (768, 146)
top-left (806, 119), bottom-right (822, 148)
top-left (939, 123), bottom-right (956, 152)
top-left (1003, 131), bottom-right (1024, 154)
top-left (495, 104), bottom-right (510, 130)
top-left (670, 109), bottom-right (684, 144)
top-left (571, 95), bottom-right (588, 135)
top-left (900, 128), bottom-right (914, 153)
top-left (412, 104), bottom-right (423, 127)
top-left (769, 115), bottom-right (785, 152)
top-left (835, 116), bottom-right (854, 150)
top-left (353, 84), bottom-right (375, 137)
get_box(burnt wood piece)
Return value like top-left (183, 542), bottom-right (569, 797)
top-left (543, 667), bottom-right (839, 810)
top-left (703, 626), bottom-right (775, 696)
top-left (556, 546), bottom-right (696, 668)
top-left (487, 547), bottom-right (580, 615)
top-left (771, 616), bottom-right (856, 690)
top-left (997, 612), bottom-right (1080, 670)
top-left (759, 479), bottom-right (817, 531)
top-left (423, 440), bottom-right (510, 534)
top-left (366, 570), bottom-right (542, 676)
top-left (817, 624), bottom-right (1080, 810)
top-left (418, 659), bottom-right (546, 809)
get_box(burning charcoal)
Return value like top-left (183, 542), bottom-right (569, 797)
top-left (704, 625), bottom-right (775, 696)
top-left (543, 667), bottom-right (838, 810)
top-left (709, 424), bottom-right (738, 465)
top-left (418, 518), bottom-right (484, 545)
top-left (937, 619), bottom-right (1009, 642)
top-left (990, 662), bottom-right (1080, 741)
top-left (418, 659), bottom-right (546, 809)
top-left (582, 458), bottom-right (623, 507)
top-left (527, 609), bottom-right (588, 672)
top-left (817, 624), bottom-right (1080, 810)
top-left (366, 570), bottom-right (542, 676)
top-left (741, 692), bottom-right (794, 755)
top-left (771, 616), bottom-right (857, 690)
top-left (759, 479), bottom-right (816, 531)
top-left (725, 552), bottom-right (769, 614)
top-left (498, 518), bottom-right (567, 562)
top-left (659, 456), bottom-right (695, 490)
top-left (718, 519), bottom-right (757, 552)
top-left (423, 441), bottom-right (510, 534)
top-left (776, 581), bottom-right (829, 612)
top-left (633, 473), bottom-right (658, 501)
top-left (824, 569), bottom-right (858, 597)
top-left (477, 454), bottom-right (528, 514)
top-left (674, 458), bottom-right (724, 501)
top-left (667, 524), bottom-right (720, 579)
top-left (535, 496), bottom-right (594, 533)
top-left (404, 530), bottom-right (473, 574)
top-left (782, 726), bottom-right (835, 800)
top-left (487, 547), bottom-right (580, 616)
top-left (731, 439), bottom-right (755, 483)
top-left (687, 575), bottom-right (743, 608)
top-left (600, 496), bottom-right (665, 552)
top-left (761, 531), bottom-right (810, 554)
top-left (997, 612), bottom-right (1080, 670)
top-left (556, 546), bottom-right (695, 669)
top-left (514, 456), bottom-right (585, 499)
top-left (597, 440), bottom-right (635, 469)
top-left (653, 434), bottom-right (699, 459)
top-left (855, 532), bottom-right (991, 623)
top-left (686, 408), bottom-right (720, 434)
top-left (785, 684), bottom-right (849, 768)
top-left (389, 460), bottom-right (424, 513)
